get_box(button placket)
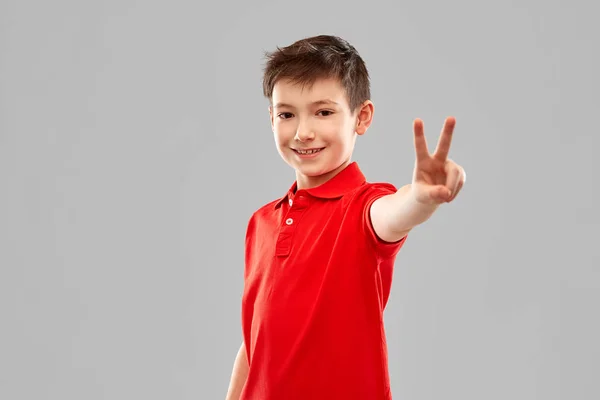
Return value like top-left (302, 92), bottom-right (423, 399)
top-left (276, 195), bottom-right (308, 257)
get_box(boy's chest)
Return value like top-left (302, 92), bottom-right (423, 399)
top-left (247, 203), bottom-right (347, 292)
top-left (244, 201), bottom-right (368, 329)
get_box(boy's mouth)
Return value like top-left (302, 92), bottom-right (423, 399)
top-left (293, 147), bottom-right (325, 156)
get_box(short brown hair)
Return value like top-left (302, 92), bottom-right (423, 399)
top-left (262, 35), bottom-right (371, 113)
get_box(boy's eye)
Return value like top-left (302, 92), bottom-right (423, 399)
top-left (277, 110), bottom-right (333, 119)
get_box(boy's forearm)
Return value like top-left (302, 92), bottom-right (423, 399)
top-left (388, 184), bottom-right (440, 234)
top-left (225, 342), bottom-right (249, 400)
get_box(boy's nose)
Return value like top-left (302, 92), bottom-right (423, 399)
top-left (294, 125), bottom-right (315, 142)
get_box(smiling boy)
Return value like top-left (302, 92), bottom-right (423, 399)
top-left (225, 35), bottom-right (466, 400)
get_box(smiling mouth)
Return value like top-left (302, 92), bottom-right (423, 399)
top-left (293, 147), bottom-right (325, 155)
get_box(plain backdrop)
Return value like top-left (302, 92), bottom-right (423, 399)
top-left (1, 0), bottom-right (598, 399)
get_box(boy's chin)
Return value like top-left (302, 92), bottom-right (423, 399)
top-left (289, 161), bottom-right (334, 177)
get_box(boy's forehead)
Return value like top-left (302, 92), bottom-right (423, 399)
top-left (272, 78), bottom-right (348, 107)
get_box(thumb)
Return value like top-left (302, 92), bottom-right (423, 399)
top-left (427, 184), bottom-right (452, 203)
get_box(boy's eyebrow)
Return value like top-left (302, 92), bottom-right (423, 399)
top-left (273, 99), bottom-right (340, 109)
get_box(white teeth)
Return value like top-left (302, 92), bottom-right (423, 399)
top-left (296, 148), bottom-right (322, 155)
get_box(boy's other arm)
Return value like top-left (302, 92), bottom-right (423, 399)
top-left (225, 342), bottom-right (249, 400)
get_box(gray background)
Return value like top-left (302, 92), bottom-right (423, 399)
top-left (1, 0), bottom-right (598, 399)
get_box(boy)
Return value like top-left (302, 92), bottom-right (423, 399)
top-left (225, 35), bottom-right (466, 400)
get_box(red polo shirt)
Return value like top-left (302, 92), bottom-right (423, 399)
top-left (240, 162), bottom-right (407, 400)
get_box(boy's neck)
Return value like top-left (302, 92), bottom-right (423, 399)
top-left (295, 158), bottom-right (352, 191)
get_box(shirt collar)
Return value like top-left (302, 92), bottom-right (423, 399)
top-left (274, 161), bottom-right (366, 209)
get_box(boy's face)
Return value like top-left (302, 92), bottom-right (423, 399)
top-left (269, 77), bottom-right (373, 189)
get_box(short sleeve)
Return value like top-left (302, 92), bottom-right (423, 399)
top-left (360, 183), bottom-right (408, 259)
top-left (243, 212), bottom-right (258, 281)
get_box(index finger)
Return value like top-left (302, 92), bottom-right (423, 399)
top-left (433, 116), bottom-right (456, 161)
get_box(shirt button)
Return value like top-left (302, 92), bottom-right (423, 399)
top-left (285, 218), bottom-right (293, 225)
top-left (288, 199), bottom-right (293, 206)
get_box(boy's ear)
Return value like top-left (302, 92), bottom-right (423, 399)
top-left (355, 100), bottom-right (374, 135)
top-left (269, 106), bottom-right (274, 132)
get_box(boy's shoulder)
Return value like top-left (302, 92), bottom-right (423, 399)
top-left (253, 197), bottom-right (283, 216)
top-left (243, 197), bottom-right (282, 228)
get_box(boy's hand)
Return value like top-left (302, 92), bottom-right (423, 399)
top-left (410, 117), bottom-right (466, 205)
top-left (370, 117), bottom-right (466, 241)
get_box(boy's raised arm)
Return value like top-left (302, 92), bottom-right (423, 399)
top-left (370, 117), bottom-right (466, 242)
top-left (225, 342), bottom-right (249, 400)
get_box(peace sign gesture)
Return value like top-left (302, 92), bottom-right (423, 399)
top-left (410, 117), bottom-right (466, 205)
